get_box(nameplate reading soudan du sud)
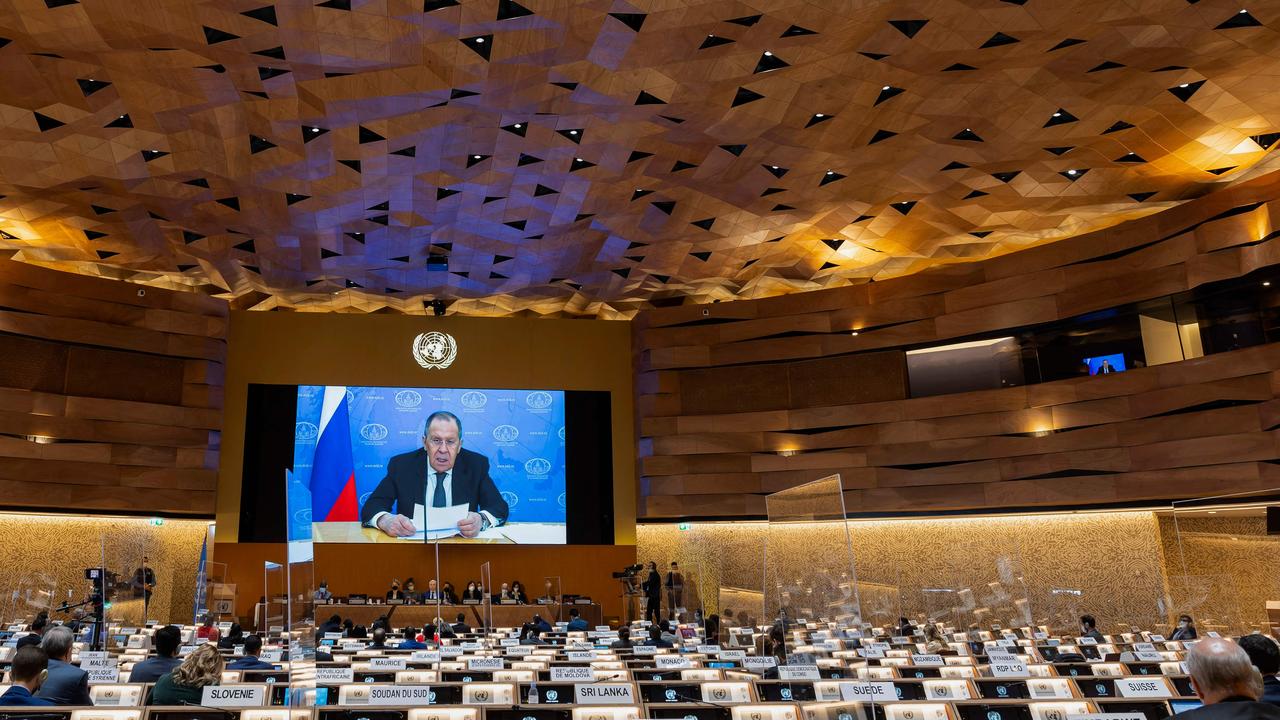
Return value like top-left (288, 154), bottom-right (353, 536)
top-left (574, 683), bottom-right (636, 704)
top-left (201, 685), bottom-right (268, 707)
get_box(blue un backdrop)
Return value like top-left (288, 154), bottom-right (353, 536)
top-left (293, 385), bottom-right (567, 529)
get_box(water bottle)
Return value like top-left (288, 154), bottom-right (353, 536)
top-left (528, 681), bottom-right (540, 705)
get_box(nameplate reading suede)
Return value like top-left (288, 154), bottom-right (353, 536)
top-left (468, 657), bottom-right (504, 670)
top-left (369, 657), bottom-right (407, 670)
top-left (316, 667), bottom-right (354, 683)
top-left (551, 666), bottom-right (594, 682)
top-left (575, 683), bottom-right (636, 704)
top-left (366, 685), bottom-right (434, 705)
top-left (861, 648), bottom-right (886, 659)
top-left (201, 685), bottom-right (267, 707)
top-left (1115, 678), bottom-right (1170, 698)
top-left (838, 681), bottom-right (896, 703)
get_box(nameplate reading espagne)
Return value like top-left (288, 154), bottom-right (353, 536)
top-left (720, 650), bottom-right (746, 661)
top-left (742, 656), bottom-right (778, 671)
top-left (654, 655), bottom-right (691, 668)
top-left (411, 650), bottom-right (442, 662)
top-left (366, 685), bottom-right (434, 705)
top-left (551, 666), bottom-right (594, 682)
top-left (575, 683), bottom-right (636, 704)
top-left (369, 657), bottom-right (407, 670)
top-left (567, 651), bottom-right (597, 661)
top-left (87, 668), bottom-right (120, 684)
top-left (1115, 678), bottom-right (1171, 698)
top-left (201, 685), bottom-right (268, 707)
top-left (1028, 680), bottom-right (1074, 699)
top-left (911, 654), bottom-right (945, 666)
top-left (838, 681), bottom-right (896, 703)
top-left (989, 660), bottom-right (1029, 677)
top-left (777, 664), bottom-right (821, 681)
top-left (468, 657), bottom-right (504, 670)
top-left (316, 667), bottom-right (355, 683)
top-left (631, 645), bottom-right (657, 655)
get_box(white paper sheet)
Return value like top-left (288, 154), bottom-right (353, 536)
top-left (402, 502), bottom-right (471, 540)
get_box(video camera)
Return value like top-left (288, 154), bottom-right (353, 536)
top-left (611, 563), bottom-right (644, 579)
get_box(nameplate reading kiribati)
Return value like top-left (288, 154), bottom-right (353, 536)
top-left (575, 683), bottom-right (636, 704)
top-left (367, 686), bottom-right (435, 705)
top-left (202, 685), bottom-right (268, 707)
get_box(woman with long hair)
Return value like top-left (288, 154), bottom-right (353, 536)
top-left (149, 644), bottom-right (224, 705)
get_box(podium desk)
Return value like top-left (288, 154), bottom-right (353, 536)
top-left (316, 602), bottom-right (602, 629)
top-left (311, 522), bottom-right (565, 544)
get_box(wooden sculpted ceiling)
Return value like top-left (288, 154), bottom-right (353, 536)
top-left (0, 0), bottom-right (1278, 317)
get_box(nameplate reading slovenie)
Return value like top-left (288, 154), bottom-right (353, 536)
top-left (201, 685), bottom-right (267, 707)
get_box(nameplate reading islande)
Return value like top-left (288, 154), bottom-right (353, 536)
top-left (201, 685), bottom-right (268, 707)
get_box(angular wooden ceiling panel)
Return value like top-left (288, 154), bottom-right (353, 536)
top-left (0, 0), bottom-right (1279, 316)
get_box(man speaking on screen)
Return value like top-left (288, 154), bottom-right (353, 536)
top-left (360, 411), bottom-right (510, 538)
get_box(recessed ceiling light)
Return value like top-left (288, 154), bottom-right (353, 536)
top-left (1053, 112), bottom-right (1062, 117)
top-left (514, 123), bottom-right (522, 128)
top-left (1208, 511), bottom-right (1218, 514)
top-left (1264, 281), bottom-right (1272, 287)
top-left (1179, 83), bottom-right (1189, 88)
top-left (826, 170), bottom-right (835, 175)
top-left (575, 157), bottom-right (583, 162)
top-left (474, 37), bottom-right (485, 43)
top-left (569, 130), bottom-right (578, 135)
top-left (311, 127), bottom-right (320, 132)
top-left (771, 165), bottom-right (779, 169)
top-left (763, 51), bottom-right (773, 57)
top-left (1067, 169), bottom-right (1077, 175)
top-left (850, 331), bottom-right (859, 336)
top-left (882, 85), bottom-right (891, 91)
top-left (473, 154), bottom-right (481, 159)
top-left (815, 113), bottom-right (825, 118)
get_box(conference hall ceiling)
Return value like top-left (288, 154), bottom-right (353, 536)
top-left (1, 0), bottom-right (1279, 317)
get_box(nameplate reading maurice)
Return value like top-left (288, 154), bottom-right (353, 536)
top-left (575, 683), bottom-right (636, 704)
top-left (201, 685), bottom-right (267, 707)
top-left (370, 657), bottom-right (407, 670)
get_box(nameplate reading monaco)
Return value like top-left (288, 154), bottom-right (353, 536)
top-left (838, 682), bottom-right (896, 703)
top-left (551, 666), bottom-right (595, 682)
top-left (201, 685), bottom-right (268, 707)
top-left (654, 655), bottom-right (691, 668)
top-left (370, 657), bottom-right (407, 670)
top-left (316, 667), bottom-right (355, 683)
top-left (468, 657), bottom-right (505, 670)
top-left (1115, 678), bottom-right (1172, 698)
top-left (366, 686), bottom-right (435, 705)
top-left (574, 683), bottom-right (637, 704)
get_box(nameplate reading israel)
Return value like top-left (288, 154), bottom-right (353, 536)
top-left (367, 686), bottom-right (434, 705)
top-left (468, 657), bottom-right (504, 671)
top-left (202, 685), bottom-right (267, 707)
top-left (369, 657), bottom-right (407, 670)
top-left (912, 654), bottom-right (945, 666)
top-left (839, 682), bottom-right (896, 703)
top-left (778, 665), bottom-right (821, 681)
top-left (575, 683), bottom-right (636, 705)
top-left (551, 666), bottom-right (594, 682)
top-left (316, 667), bottom-right (354, 683)
top-left (720, 650), bottom-right (746, 661)
top-left (1115, 678), bottom-right (1170, 698)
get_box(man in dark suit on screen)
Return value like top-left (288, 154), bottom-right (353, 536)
top-left (360, 411), bottom-right (509, 538)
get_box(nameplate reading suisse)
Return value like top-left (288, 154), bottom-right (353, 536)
top-left (201, 685), bottom-right (267, 707)
top-left (551, 666), bottom-right (594, 682)
top-left (367, 686), bottom-right (434, 705)
top-left (720, 650), bottom-right (746, 661)
top-left (575, 683), bottom-right (636, 705)
top-left (778, 664), bottom-right (821, 681)
top-left (369, 657), bottom-right (407, 670)
top-left (316, 667), bottom-right (355, 683)
top-left (839, 682), bottom-right (896, 703)
top-left (1115, 678), bottom-right (1171, 698)
top-left (468, 657), bottom-right (504, 671)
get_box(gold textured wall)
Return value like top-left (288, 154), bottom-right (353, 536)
top-left (1157, 515), bottom-right (1280, 633)
top-left (639, 511), bottom-right (1178, 634)
top-left (0, 513), bottom-right (209, 625)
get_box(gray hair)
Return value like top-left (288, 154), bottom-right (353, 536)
top-left (41, 625), bottom-right (74, 659)
top-left (423, 411), bottom-right (462, 436)
top-left (1187, 636), bottom-right (1265, 699)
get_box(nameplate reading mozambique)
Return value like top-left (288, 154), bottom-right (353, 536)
top-left (551, 666), bottom-right (594, 682)
top-left (201, 685), bottom-right (268, 707)
top-left (911, 654), bottom-right (944, 666)
top-left (316, 667), bottom-right (354, 683)
top-left (1115, 678), bottom-right (1170, 698)
top-left (575, 683), bottom-right (636, 704)
top-left (838, 681), bottom-right (896, 703)
top-left (366, 685), bottom-right (434, 705)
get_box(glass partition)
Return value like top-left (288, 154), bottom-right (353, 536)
top-left (285, 468), bottom-right (317, 705)
top-left (480, 561), bottom-right (492, 631)
top-left (1169, 488), bottom-right (1280, 636)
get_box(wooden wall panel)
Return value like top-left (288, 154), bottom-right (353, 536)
top-left (0, 257), bottom-right (226, 515)
top-left (633, 174), bottom-right (1280, 518)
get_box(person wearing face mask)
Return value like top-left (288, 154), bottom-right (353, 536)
top-left (0, 647), bottom-right (54, 706)
top-left (402, 579), bottom-right (418, 604)
top-left (1079, 614), bottom-right (1105, 642)
top-left (462, 581), bottom-right (483, 603)
top-left (386, 579), bottom-right (405, 602)
top-left (1172, 614), bottom-right (1199, 641)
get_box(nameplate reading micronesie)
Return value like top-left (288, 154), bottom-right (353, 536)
top-left (574, 683), bottom-right (636, 704)
top-left (201, 685), bottom-right (268, 707)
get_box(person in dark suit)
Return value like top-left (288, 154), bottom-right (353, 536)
top-left (1172, 614), bottom-right (1200, 641)
top-left (642, 561), bottom-right (661, 624)
top-left (129, 625), bottom-right (183, 682)
top-left (462, 581), bottom-right (483, 602)
top-left (0, 646), bottom-right (54, 706)
top-left (361, 412), bottom-right (510, 538)
top-left (15, 612), bottom-right (48, 650)
top-left (566, 608), bottom-right (589, 632)
top-left (452, 613), bottom-right (471, 635)
top-left (1175, 637), bottom-right (1280, 720)
top-left (35, 627), bottom-right (91, 706)
top-left (609, 627), bottom-right (633, 649)
top-left (1238, 634), bottom-right (1280, 707)
top-left (530, 614), bottom-right (552, 633)
top-left (1079, 614), bottom-right (1105, 642)
top-left (397, 627), bottom-right (427, 650)
top-left (226, 635), bottom-right (277, 670)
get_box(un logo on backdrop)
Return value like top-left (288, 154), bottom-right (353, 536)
top-left (460, 391), bottom-right (488, 409)
top-left (525, 391), bottom-right (553, 409)
top-left (492, 425), bottom-right (519, 442)
top-left (525, 457), bottom-right (552, 476)
top-left (295, 422), bottom-right (319, 441)
top-left (501, 491), bottom-right (519, 509)
top-left (395, 390), bottom-right (423, 408)
top-left (360, 423), bottom-right (389, 442)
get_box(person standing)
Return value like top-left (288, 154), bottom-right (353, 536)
top-left (642, 561), bottom-right (661, 624)
top-left (665, 562), bottom-right (684, 620)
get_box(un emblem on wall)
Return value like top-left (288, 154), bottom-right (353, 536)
top-left (412, 331), bottom-right (458, 369)
top-left (295, 422), bottom-right (319, 441)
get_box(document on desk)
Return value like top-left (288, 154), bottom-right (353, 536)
top-left (404, 503), bottom-right (471, 540)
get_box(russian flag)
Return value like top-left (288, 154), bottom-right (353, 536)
top-left (311, 386), bottom-right (359, 522)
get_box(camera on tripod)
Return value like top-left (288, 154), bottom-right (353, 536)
top-left (610, 563), bottom-right (643, 579)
